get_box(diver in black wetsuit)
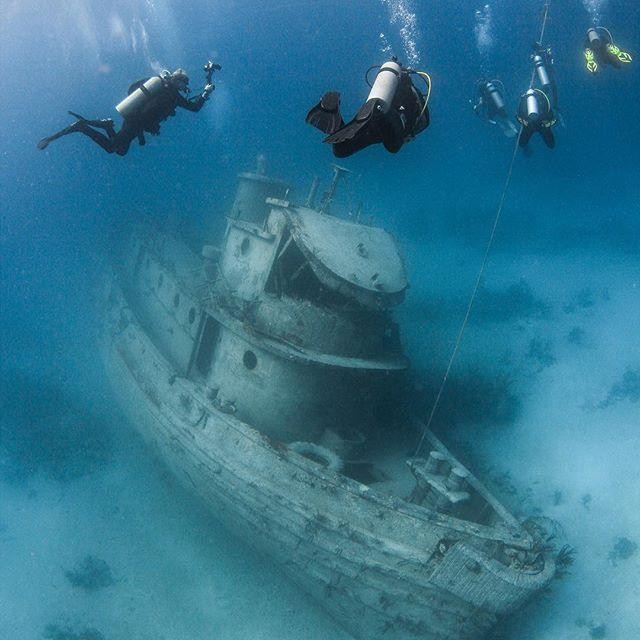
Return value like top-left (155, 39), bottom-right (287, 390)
top-left (473, 79), bottom-right (518, 138)
top-left (305, 59), bottom-right (430, 158)
top-left (37, 64), bottom-right (219, 155)
top-left (517, 45), bottom-right (558, 150)
top-left (583, 27), bottom-right (632, 74)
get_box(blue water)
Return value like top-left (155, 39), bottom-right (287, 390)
top-left (1, 1), bottom-right (639, 639)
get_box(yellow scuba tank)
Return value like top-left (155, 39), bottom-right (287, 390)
top-left (115, 76), bottom-right (164, 118)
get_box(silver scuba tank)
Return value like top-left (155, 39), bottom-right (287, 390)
top-left (532, 53), bottom-right (552, 89)
top-left (525, 89), bottom-right (540, 121)
top-left (486, 82), bottom-right (505, 111)
top-left (115, 76), bottom-right (164, 118)
top-left (367, 60), bottom-right (402, 113)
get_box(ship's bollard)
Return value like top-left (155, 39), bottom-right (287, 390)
top-left (446, 467), bottom-right (469, 492)
top-left (425, 450), bottom-right (448, 475)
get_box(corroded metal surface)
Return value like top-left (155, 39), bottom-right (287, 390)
top-left (286, 207), bottom-right (408, 300)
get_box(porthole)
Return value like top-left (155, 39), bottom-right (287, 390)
top-left (188, 307), bottom-right (196, 324)
top-left (173, 293), bottom-right (180, 308)
top-left (240, 237), bottom-right (250, 255)
top-left (157, 273), bottom-right (163, 288)
top-left (243, 350), bottom-right (257, 370)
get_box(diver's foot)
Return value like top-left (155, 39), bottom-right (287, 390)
top-left (37, 137), bottom-right (51, 150)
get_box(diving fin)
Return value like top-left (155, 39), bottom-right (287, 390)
top-left (37, 121), bottom-right (84, 150)
top-left (606, 43), bottom-right (632, 64)
top-left (323, 98), bottom-right (382, 145)
top-left (616, 48), bottom-right (632, 63)
top-left (68, 110), bottom-right (89, 121)
top-left (584, 48), bottom-right (598, 74)
top-left (305, 92), bottom-right (344, 135)
top-left (497, 117), bottom-right (518, 138)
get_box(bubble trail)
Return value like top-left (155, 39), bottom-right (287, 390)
top-left (380, 0), bottom-right (422, 66)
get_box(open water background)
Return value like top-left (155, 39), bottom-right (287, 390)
top-left (1, 1), bottom-right (639, 638)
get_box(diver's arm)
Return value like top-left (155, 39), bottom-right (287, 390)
top-left (176, 83), bottom-right (214, 112)
top-left (176, 93), bottom-right (207, 112)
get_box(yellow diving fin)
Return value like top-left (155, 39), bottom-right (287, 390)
top-left (584, 48), bottom-right (598, 74)
top-left (617, 49), bottom-right (632, 63)
top-left (607, 43), bottom-right (633, 64)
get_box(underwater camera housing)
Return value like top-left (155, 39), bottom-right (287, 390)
top-left (204, 60), bottom-right (222, 83)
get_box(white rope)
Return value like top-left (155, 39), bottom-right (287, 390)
top-left (414, 0), bottom-right (551, 457)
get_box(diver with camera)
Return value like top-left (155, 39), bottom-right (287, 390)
top-left (37, 61), bottom-right (221, 156)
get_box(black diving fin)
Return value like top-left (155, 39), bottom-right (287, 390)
top-left (37, 121), bottom-right (84, 150)
top-left (305, 92), bottom-right (344, 135)
top-left (323, 98), bottom-right (382, 145)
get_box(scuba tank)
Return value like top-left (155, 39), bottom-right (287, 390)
top-left (365, 60), bottom-right (402, 114)
top-left (116, 76), bottom-right (164, 118)
top-left (586, 27), bottom-right (603, 48)
top-left (532, 51), bottom-right (553, 91)
top-left (525, 89), bottom-right (540, 121)
top-left (485, 81), bottom-right (505, 111)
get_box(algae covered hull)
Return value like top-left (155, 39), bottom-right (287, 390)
top-left (102, 164), bottom-right (554, 639)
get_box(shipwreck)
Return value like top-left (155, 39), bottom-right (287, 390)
top-left (102, 160), bottom-right (555, 640)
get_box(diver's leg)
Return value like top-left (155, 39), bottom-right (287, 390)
top-left (68, 112), bottom-right (116, 137)
top-left (519, 125), bottom-right (534, 147)
top-left (540, 127), bottom-right (555, 149)
top-left (74, 123), bottom-right (116, 153)
top-left (110, 119), bottom-right (140, 156)
top-left (333, 124), bottom-right (382, 158)
top-left (382, 112), bottom-right (405, 153)
top-left (497, 114), bottom-right (518, 138)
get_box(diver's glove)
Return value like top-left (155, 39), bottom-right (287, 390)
top-left (584, 48), bottom-right (598, 74)
top-left (606, 43), bottom-right (633, 63)
top-left (201, 83), bottom-right (214, 100)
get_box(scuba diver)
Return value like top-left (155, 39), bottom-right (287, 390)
top-left (305, 58), bottom-right (431, 158)
top-left (472, 79), bottom-right (518, 138)
top-left (517, 44), bottom-right (558, 149)
top-left (37, 62), bottom-right (221, 155)
top-left (583, 27), bottom-right (632, 74)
